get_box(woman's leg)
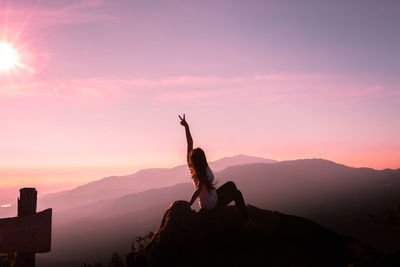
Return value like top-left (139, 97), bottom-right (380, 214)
top-left (216, 181), bottom-right (247, 218)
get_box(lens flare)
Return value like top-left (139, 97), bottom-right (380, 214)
top-left (0, 42), bottom-right (21, 71)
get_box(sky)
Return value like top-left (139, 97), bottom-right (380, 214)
top-left (0, 0), bottom-right (399, 189)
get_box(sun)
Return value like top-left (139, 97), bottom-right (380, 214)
top-left (0, 42), bottom-right (21, 72)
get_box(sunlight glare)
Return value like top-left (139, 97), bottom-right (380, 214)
top-left (0, 42), bottom-right (21, 71)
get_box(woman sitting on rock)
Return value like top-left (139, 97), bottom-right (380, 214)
top-left (179, 114), bottom-right (247, 218)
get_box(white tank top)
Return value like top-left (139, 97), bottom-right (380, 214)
top-left (191, 166), bottom-right (218, 210)
top-left (187, 153), bottom-right (218, 210)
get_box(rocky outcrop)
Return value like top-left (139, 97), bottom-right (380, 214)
top-left (129, 201), bottom-right (384, 267)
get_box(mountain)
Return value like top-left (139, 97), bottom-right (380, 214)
top-left (217, 159), bottom-right (400, 253)
top-left (38, 155), bottom-right (276, 211)
top-left (54, 158), bottom-right (399, 223)
top-left (129, 201), bottom-right (385, 267)
top-left (37, 159), bottom-right (400, 266)
top-left (207, 154), bottom-right (276, 171)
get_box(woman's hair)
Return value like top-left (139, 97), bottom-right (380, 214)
top-left (189, 148), bottom-right (215, 191)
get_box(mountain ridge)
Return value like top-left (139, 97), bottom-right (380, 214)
top-left (39, 154), bottom-right (276, 211)
top-left (37, 158), bottom-right (400, 266)
top-left (46, 158), bottom-right (392, 222)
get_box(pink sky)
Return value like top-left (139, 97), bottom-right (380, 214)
top-left (1, 0), bottom-right (399, 188)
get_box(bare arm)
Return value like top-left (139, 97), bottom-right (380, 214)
top-left (188, 186), bottom-right (201, 206)
top-left (179, 114), bottom-right (193, 154)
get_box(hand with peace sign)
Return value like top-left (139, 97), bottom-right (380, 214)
top-left (179, 114), bottom-right (189, 128)
top-left (179, 113), bottom-right (193, 153)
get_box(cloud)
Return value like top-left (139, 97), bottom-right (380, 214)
top-left (253, 73), bottom-right (333, 81)
top-left (0, 0), bottom-right (114, 32)
top-left (152, 88), bottom-right (237, 104)
top-left (331, 85), bottom-right (385, 97)
top-left (1, 73), bottom-right (393, 107)
top-left (65, 0), bottom-right (106, 11)
top-left (1, 78), bottom-right (118, 98)
top-left (0, 73), bottom-right (315, 99)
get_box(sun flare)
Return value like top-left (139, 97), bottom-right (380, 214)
top-left (0, 42), bottom-right (21, 71)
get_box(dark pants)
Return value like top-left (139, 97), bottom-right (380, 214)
top-left (215, 181), bottom-right (247, 218)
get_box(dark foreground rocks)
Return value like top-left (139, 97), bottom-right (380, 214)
top-left (128, 201), bottom-right (386, 267)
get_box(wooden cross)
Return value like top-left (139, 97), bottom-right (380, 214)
top-left (0, 188), bottom-right (52, 267)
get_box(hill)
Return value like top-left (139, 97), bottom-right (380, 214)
top-left (39, 155), bottom-right (276, 211)
top-left (130, 201), bottom-right (384, 267)
top-left (37, 159), bottom-right (400, 266)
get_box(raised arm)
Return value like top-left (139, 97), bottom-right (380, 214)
top-left (179, 114), bottom-right (193, 154)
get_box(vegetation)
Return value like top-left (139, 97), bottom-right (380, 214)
top-left (108, 253), bottom-right (124, 267)
top-left (80, 263), bottom-right (103, 267)
top-left (135, 231), bottom-right (154, 250)
top-left (79, 252), bottom-right (123, 267)
top-left (79, 231), bottom-right (153, 267)
top-left (0, 253), bottom-right (15, 267)
top-left (384, 201), bottom-right (400, 226)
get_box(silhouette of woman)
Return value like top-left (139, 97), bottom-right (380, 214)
top-left (179, 114), bottom-right (247, 218)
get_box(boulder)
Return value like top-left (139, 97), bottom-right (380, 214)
top-left (130, 201), bottom-right (384, 267)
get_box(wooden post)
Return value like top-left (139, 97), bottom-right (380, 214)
top-left (16, 188), bottom-right (37, 267)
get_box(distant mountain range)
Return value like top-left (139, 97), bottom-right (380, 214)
top-left (38, 154), bottom-right (277, 211)
top-left (37, 157), bottom-right (400, 266)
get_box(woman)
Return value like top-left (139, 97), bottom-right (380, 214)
top-left (179, 114), bottom-right (247, 218)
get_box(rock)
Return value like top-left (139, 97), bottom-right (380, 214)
top-left (130, 201), bottom-right (384, 267)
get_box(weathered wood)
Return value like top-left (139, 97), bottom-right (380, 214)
top-left (16, 252), bottom-right (35, 267)
top-left (0, 208), bottom-right (52, 253)
top-left (0, 187), bottom-right (52, 267)
top-left (18, 188), bottom-right (37, 216)
top-left (16, 188), bottom-right (37, 267)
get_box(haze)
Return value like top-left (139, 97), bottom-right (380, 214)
top-left (1, 0), bottom-right (399, 190)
